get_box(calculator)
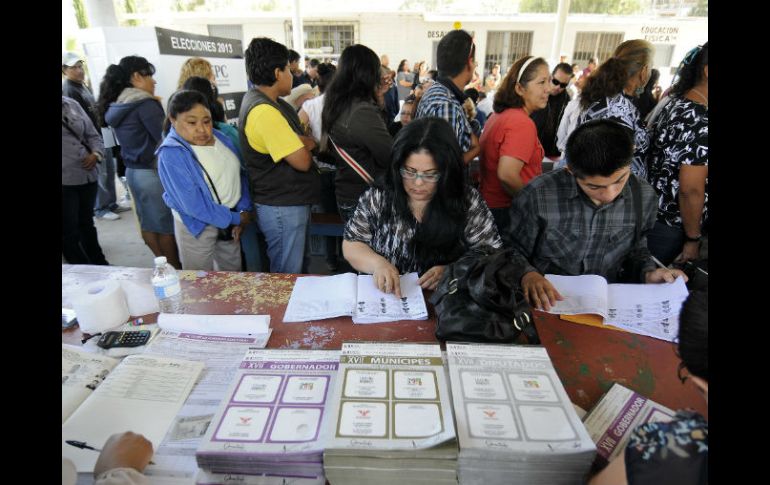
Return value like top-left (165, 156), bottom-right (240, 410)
top-left (96, 330), bottom-right (151, 349)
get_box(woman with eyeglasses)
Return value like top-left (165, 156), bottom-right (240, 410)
top-left (98, 56), bottom-right (181, 268)
top-left (645, 43), bottom-right (708, 267)
top-left (478, 56), bottom-right (550, 238)
top-left (343, 117), bottom-right (502, 296)
top-left (590, 290), bottom-right (707, 485)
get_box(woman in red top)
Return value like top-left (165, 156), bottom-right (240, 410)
top-left (479, 55), bottom-right (551, 237)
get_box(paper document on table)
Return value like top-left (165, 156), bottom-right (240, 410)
top-left (353, 272), bottom-right (428, 323)
top-left (62, 344), bottom-right (120, 423)
top-left (61, 354), bottom-right (204, 472)
top-left (283, 273), bottom-right (358, 321)
top-left (157, 313), bottom-right (271, 336)
top-left (141, 330), bottom-right (266, 480)
top-left (283, 272), bottom-right (428, 324)
top-left (544, 275), bottom-right (688, 342)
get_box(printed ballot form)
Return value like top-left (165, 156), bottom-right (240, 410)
top-left (283, 273), bottom-right (428, 323)
top-left (61, 353), bottom-right (203, 471)
top-left (544, 274), bottom-right (689, 342)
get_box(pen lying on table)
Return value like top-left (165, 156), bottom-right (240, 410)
top-left (66, 440), bottom-right (155, 465)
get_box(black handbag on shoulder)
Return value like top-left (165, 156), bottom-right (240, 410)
top-left (430, 248), bottom-right (540, 344)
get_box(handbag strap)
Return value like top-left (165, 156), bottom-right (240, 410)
top-left (179, 140), bottom-right (224, 206)
top-left (328, 136), bottom-right (374, 185)
top-left (62, 117), bottom-right (96, 155)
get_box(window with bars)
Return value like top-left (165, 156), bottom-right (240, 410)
top-left (572, 32), bottom-right (625, 69)
top-left (285, 22), bottom-right (357, 58)
top-left (208, 24), bottom-right (243, 42)
top-left (484, 31), bottom-right (533, 78)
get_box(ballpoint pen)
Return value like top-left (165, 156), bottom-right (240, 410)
top-left (66, 440), bottom-right (155, 465)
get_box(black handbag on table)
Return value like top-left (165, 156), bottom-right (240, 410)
top-left (430, 248), bottom-right (540, 344)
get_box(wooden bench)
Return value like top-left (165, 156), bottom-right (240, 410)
top-left (309, 212), bottom-right (344, 237)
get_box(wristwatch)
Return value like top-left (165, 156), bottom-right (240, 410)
top-left (684, 234), bottom-right (702, 243)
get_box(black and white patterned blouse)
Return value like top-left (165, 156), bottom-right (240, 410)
top-left (344, 187), bottom-right (502, 273)
top-left (578, 93), bottom-right (650, 179)
top-left (646, 97), bottom-right (708, 228)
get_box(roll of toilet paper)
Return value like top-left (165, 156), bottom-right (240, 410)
top-left (119, 280), bottom-right (160, 316)
top-left (71, 280), bottom-right (130, 334)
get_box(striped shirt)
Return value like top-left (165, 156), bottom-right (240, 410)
top-left (344, 187), bottom-right (502, 273)
top-left (415, 78), bottom-right (472, 153)
top-left (508, 169), bottom-right (657, 283)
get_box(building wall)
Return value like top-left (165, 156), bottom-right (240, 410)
top-left (158, 12), bottom-right (706, 87)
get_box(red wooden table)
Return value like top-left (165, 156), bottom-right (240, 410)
top-left (62, 265), bottom-right (706, 418)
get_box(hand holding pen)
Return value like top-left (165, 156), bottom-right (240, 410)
top-left (67, 432), bottom-right (155, 473)
top-left (645, 255), bottom-right (689, 284)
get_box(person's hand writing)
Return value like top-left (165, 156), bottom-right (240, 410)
top-left (418, 265), bottom-right (444, 291)
top-left (373, 260), bottom-right (401, 298)
top-left (81, 153), bottom-right (99, 171)
top-left (93, 431), bottom-right (153, 477)
top-left (521, 271), bottom-right (563, 311)
top-left (645, 268), bottom-right (688, 284)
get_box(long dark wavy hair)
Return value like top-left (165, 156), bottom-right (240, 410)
top-left (382, 117), bottom-right (468, 270)
top-left (580, 39), bottom-right (653, 109)
top-left (320, 44), bottom-right (381, 151)
top-left (671, 42), bottom-right (708, 98)
top-left (97, 56), bottom-right (155, 127)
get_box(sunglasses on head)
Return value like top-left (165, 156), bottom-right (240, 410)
top-left (551, 78), bottom-right (569, 89)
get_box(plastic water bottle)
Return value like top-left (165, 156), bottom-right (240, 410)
top-left (152, 256), bottom-right (182, 313)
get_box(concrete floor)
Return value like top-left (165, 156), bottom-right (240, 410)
top-left (89, 177), bottom-right (336, 274)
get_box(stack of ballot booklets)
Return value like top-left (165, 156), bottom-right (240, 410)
top-left (583, 382), bottom-right (675, 466)
top-left (196, 348), bottom-right (340, 481)
top-left (283, 272), bottom-right (428, 324)
top-left (323, 342), bottom-right (458, 485)
top-left (446, 343), bottom-right (596, 485)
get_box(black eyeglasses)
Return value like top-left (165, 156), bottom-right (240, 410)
top-left (551, 78), bottom-right (569, 89)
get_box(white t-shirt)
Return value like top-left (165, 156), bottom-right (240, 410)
top-left (302, 93), bottom-right (325, 142)
top-left (190, 138), bottom-right (242, 208)
top-left (476, 95), bottom-right (494, 116)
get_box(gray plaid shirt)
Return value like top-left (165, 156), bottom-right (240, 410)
top-left (508, 169), bottom-right (657, 283)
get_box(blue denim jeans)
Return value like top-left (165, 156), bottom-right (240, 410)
top-left (255, 204), bottom-right (311, 274)
top-left (93, 149), bottom-right (118, 215)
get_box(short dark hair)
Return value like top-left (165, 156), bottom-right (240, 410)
top-left (566, 119), bottom-right (634, 178)
top-left (182, 76), bottom-right (225, 123)
top-left (463, 88), bottom-right (479, 104)
top-left (553, 62), bottom-right (574, 77)
top-left (245, 38), bottom-right (289, 87)
top-left (288, 49), bottom-right (300, 63)
top-left (677, 289), bottom-right (707, 381)
top-left (316, 62), bottom-right (336, 94)
top-left (308, 58), bottom-right (320, 68)
top-left (163, 89), bottom-right (209, 136)
top-left (436, 30), bottom-right (474, 78)
top-left (426, 69), bottom-right (438, 80)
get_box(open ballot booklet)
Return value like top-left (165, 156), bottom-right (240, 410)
top-left (61, 344), bottom-right (203, 471)
top-left (323, 342), bottom-right (458, 485)
top-left (544, 274), bottom-right (689, 342)
top-left (283, 272), bottom-right (428, 324)
top-left (583, 383), bottom-right (675, 465)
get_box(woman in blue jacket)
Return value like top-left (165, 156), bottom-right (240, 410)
top-left (97, 56), bottom-right (180, 268)
top-left (156, 90), bottom-right (252, 271)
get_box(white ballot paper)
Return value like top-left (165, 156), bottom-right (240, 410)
top-left (62, 354), bottom-right (204, 471)
top-left (283, 272), bottom-right (428, 324)
top-left (157, 313), bottom-right (271, 336)
top-left (544, 274), bottom-right (689, 342)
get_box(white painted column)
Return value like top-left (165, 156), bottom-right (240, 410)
top-left (82, 0), bottom-right (119, 27)
top-left (549, 0), bottom-right (571, 67)
top-left (292, 0), bottom-right (305, 70)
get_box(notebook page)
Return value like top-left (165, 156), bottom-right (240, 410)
top-left (283, 273), bottom-right (358, 322)
top-left (544, 274), bottom-right (609, 319)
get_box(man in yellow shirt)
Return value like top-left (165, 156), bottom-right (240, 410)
top-left (239, 38), bottom-right (320, 273)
